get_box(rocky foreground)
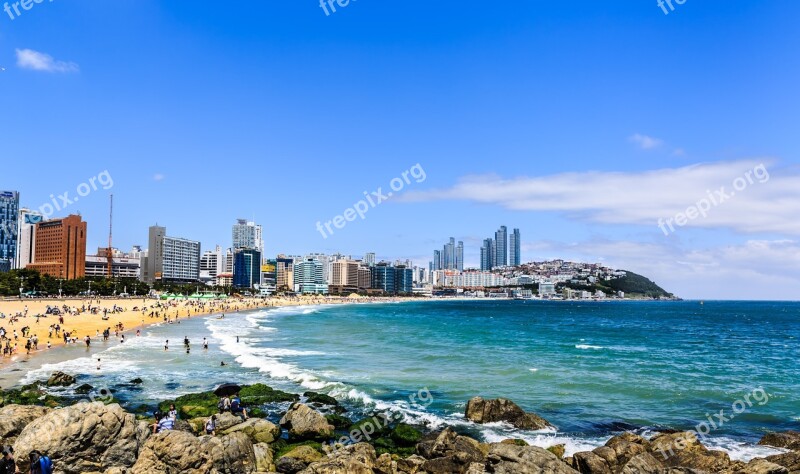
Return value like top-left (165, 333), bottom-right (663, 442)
top-left (0, 375), bottom-right (798, 473)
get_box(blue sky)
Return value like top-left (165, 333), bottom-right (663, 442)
top-left (2, 1), bottom-right (799, 299)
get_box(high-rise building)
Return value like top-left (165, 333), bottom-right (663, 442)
top-left (294, 258), bottom-right (328, 294)
top-left (15, 208), bottom-right (42, 269)
top-left (371, 263), bottom-right (397, 294)
top-left (510, 228), bottom-right (521, 266)
top-left (330, 259), bottom-right (359, 287)
top-left (306, 253), bottom-right (332, 284)
top-left (200, 245), bottom-right (225, 285)
top-left (432, 250), bottom-right (441, 271)
top-left (364, 252), bottom-right (376, 266)
top-left (232, 219), bottom-right (263, 253)
top-left (395, 266), bottom-right (413, 294)
top-left (0, 191), bottom-right (20, 272)
top-left (456, 241), bottom-right (464, 271)
top-left (495, 226), bottom-right (508, 267)
top-left (27, 214), bottom-right (87, 279)
top-left (276, 255), bottom-right (295, 291)
top-left (233, 248), bottom-right (262, 288)
top-left (358, 265), bottom-right (372, 289)
top-left (480, 238), bottom-right (495, 271)
top-left (141, 225), bottom-right (201, 284)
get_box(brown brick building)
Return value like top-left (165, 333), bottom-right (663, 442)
top-left (28, 214), bottom-right (87, 279)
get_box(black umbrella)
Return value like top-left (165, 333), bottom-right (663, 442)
top-left (213, 383), bottom-right (242, 397)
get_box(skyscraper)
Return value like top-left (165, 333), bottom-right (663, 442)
top-left (480, 238), bottom-right (495, 271)
top-left (456, 241), bottom-right (464, 271)
top-left (364, 252), bottom-right (376, 266)
top-left (510, 228), bottom-right (521, 266)
top-left (233, 248), bottom-right (262, 288)
top-left (0, 191), bottom-right (19, 272)
top-left (494, 226), bottom-right (508, 267)
top-left (294, 258), bottom-right (328, 294)
top-left (27, 214), bottom-right (87, 279)
top-left (232, 219), bottom-right (263, 253)
top-left (432, 250), bottom-right (442, 271)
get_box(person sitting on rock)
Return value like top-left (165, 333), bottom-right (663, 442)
top-left (205, 415), bottom-right (217, 436)
top-left (218, 396), bottom-right (231, 413)
top-left (152, 411), bottom-right (175, 434)
top-left (168, 404), bottom-right (178, 420)
top-left (230, 393), bottom-right (248, 420)
top-left (28, 450), bottom-right (53, 474)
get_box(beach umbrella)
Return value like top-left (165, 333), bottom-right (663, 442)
top-left (213, 383), bottom-right (242, 397)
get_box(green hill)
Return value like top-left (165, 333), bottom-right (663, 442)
top-left (606, 271), bottom-right (673, 298)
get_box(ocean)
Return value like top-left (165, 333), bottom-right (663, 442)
top-left (6, 300), bottom-right (799, 461)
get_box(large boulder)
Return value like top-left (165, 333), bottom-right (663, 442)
top-left (299, 443), bottom-right (379, 474)
top-left (130, 430), bottom-right (256, 473)
top-left (767, 451), bottom-right (800, 472)
top-left (187, 412), bottom-right (244, 434)
top-left (416, 428), bottom-right (488, 474)
top-left (465, 397), bottom-right (552, 430)
top-left (0, 405), bottom-right (51, 439)
top-left (759, 431), bottom-right (800, 451)
top-left (741, 458), bottom-right (790, 473)
top-left (571, 451), bottom-right (612, 474)
top-left (13, 402), bottom-right (149, 474)
top-left (486, 442), bottom-right (579, 473)
top-left (648, 431), bottom-right (732, 472)
top-left (46, 371), bottom-right (76, 387)
top-left (222, 417), bottom-right (281, 444)
top-left (280, 403), bottom-right (335, 440)
top-left (253, 442), bottom-right (275, 472)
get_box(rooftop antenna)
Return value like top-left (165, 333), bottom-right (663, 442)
top-left (107, 194), bottom-right (114, 278)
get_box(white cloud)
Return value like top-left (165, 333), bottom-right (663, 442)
top-left (153, 174), bottom-right (166, 182)
top-left (629, 133), bottom-right (664, 150)
top-left (15, 48), bottom-right (79, 73)
top-left (401, 160), bottom-right (800, 235)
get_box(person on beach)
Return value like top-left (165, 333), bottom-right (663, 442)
top-left (84, 335), bottom-right (91, 348)
top-left (164, 340), bottom-right (169, 350)
top-left (203, 338), bottom-right (208, 350)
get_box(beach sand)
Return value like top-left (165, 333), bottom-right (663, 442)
top-left (0, 295), bottom-right (395, 364)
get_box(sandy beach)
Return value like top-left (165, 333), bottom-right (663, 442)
top-left (0, 295), bottom-right (408, 365)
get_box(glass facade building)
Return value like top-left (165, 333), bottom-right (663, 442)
top-left (0, 191), bottom-right (20, 272)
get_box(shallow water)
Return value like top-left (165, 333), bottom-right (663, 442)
top-left (5, 300), bottom-right (798, 461)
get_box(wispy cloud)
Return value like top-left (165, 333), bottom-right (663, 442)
top-left (629, 133), bottom-right (664, 150)
top-left (400, 159), bottom-right (800, 235)
top-left (153, 174), bottom-right (166, 182)
top-left (15, 49), bottom-right (79, 73)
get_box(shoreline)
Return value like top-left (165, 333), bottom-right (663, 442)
top-left (0, 295), bottom-right (420, 373)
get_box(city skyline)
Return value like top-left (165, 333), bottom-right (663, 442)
top-left (2, 2), bottom-right (799, 299)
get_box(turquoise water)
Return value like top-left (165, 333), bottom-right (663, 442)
top-left (10, 300), bottom-right (800, 460)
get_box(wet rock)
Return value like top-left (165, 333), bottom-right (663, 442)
top-left (416, 428), bottom-right (488, 474)
top-left (759, 431), bottom-right (800, 451)
top-left (465, 396), bottom-right (552, 430)
top-left (46, 371), bottom-right (76, 387)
